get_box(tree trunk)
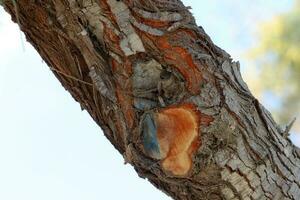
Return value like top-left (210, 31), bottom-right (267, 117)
top-left (2, 0), bottom-right (300, 199)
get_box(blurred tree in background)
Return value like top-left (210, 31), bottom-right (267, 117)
top-left (250, 0), bottom-right (300, 129)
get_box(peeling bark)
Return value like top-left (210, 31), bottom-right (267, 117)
top-left (2, 0), bottom-right (300, 199)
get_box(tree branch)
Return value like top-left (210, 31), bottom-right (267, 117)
top-left (3, 0), bottom-right (300, 199)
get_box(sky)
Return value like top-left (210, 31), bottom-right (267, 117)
top-left (0, 1), bottom-right (296, 200)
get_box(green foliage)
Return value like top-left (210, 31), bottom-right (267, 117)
top-left (250, 0), bottom-right (300, 126)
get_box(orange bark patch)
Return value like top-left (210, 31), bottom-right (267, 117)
top-left (130, 6), bottom-right (170, 28)
top-left (115, 83), bottom-right (134, 128)
top-left (111, 59), bottom-right (134, 128)
top-left (103, 24), bottom-right (124, 57)
top-left (99, 0), bottom-right (119, 27)
top-left (141, 18), bottom-right (170, 28)
top-left (143, 31), bottom-right (203, 95)
top-left (137, 16), bottom-right (170, 28)
top-left (104, 24), bottom-right (119, 44)
top-left (156, 104), bottom-right (200, 176)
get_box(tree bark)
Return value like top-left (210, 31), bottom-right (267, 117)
top-left (2, 0), bottom-right (300, 199)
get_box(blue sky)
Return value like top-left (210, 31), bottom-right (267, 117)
top-left (0, 1), bottom-right (296, 200)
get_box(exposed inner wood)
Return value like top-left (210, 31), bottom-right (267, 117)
top-left (156, 104), bottom-right (200, 176)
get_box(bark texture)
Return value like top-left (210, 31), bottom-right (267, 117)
top-left (3, 0), bottom-right (300, 199)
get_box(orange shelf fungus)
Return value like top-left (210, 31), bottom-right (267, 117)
top-left (142, 104), bottom-right (201, 176)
